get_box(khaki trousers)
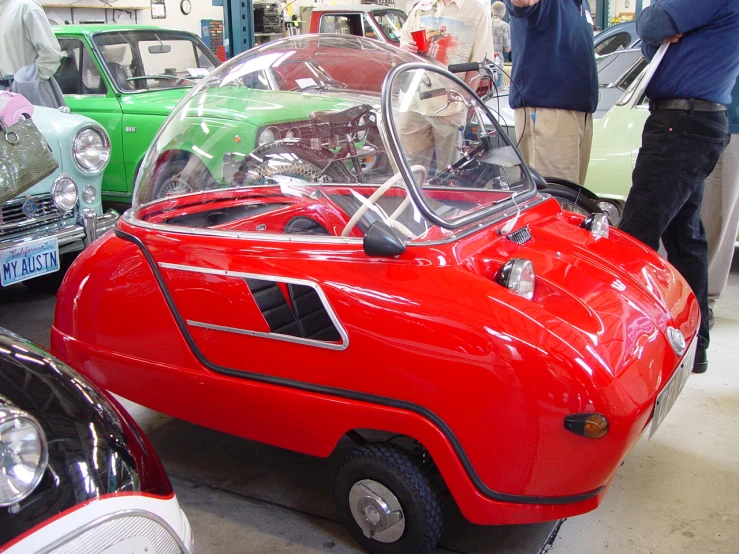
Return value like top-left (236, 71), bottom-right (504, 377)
top-left (398, 110), bottom-right (465, 173)
top-left (514, 108), bottom-right (593, 185)
top-left (701, 137), bottom-right (739, 307)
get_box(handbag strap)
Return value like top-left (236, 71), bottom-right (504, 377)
top-left (0, 116), bottom-right (19, 145)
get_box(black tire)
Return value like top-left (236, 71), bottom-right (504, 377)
top-left (543, 181), bottom-right (602, 216)
top-left (22, 253), bottom-right (76, 294)
top-left (334, 443), bottom-right (444, 554)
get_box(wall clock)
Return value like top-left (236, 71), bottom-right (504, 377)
top-left (180, 0), bottom-right (192, 15)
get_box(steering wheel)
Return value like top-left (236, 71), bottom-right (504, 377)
top-left (341, 165), bottom-right (427, 238)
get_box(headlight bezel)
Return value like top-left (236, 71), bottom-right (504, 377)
top-left (72, 125), bottom-right (111, 174)
top-left (497, 258), bottom-right (536, 300)
top-left (51, 174), bottom-right (79, 212)
top-left (257, 126), bottom-right (280, 147)
top-left (0, 406), bottom-right (49, 507)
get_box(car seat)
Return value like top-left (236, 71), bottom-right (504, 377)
top-left (101, 45), bottom-right (134, 91)
top-left (55, 53), bottom-right (80, 95)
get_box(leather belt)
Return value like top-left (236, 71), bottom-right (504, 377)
top-left (650, 98), bottom-right (727, 112)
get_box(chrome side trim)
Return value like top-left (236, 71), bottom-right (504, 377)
top-left (159, 262), bottom-right (350, 351)
top-left (39, 508), bottom-right (191, 554)
top-left (125, 210), bottom-right (363, 246)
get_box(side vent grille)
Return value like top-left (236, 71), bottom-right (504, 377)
top-left (245, 278), bottom-right (341, 343)
top-left (507, 225), bottom-right (532, 245)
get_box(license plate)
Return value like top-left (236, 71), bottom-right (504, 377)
top-left (0, 237), bottom-right (60, 286)
top-left (649, 337), bottom-right (697, 438)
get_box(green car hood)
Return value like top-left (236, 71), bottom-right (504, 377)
top-left (118, 88), bottom-right (193, 116)
top-left (180, 87), bottom-right (377, 126)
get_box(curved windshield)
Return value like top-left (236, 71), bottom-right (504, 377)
top-left (386, 66), bottom-right (533, 228)
top-left (131, 36), bottom-right (527, 245)
top-left (93, 30), bottom-right (220, 92)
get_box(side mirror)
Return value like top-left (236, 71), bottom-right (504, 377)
top-left (363, 221), bottom-right (406, 257)
top-left (528, 167), bottom-right (547, 191)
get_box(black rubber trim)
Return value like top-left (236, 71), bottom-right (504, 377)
top-left (543, 177), bottom-right (600, 202)
top-left (114, 227), bottom-right (605, 506)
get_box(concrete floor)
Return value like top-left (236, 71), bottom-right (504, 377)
top-left (1, 256), bottom-right (737, 554)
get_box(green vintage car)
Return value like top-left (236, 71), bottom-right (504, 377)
top-left (584, 54), bottom-right (649, 226)
top-left (52, 25), bottom-right (221, 206)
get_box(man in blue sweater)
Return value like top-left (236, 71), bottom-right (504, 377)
top-left (618, 0), bottom-right (739, 374)
top-left (504, 0), bottom-right (598, 185)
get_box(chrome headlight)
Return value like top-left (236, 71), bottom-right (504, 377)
top-left (257, 126), bottom-right (279, 147)
top-left (355, 115), bottom-right (369, 141)
top-left (82, 185), bottom-right (97, 204)
top-left (51, 174), bottom-right (79, 212)
top-left (0, 406), bottom-right (48, 507)
top-left (597, 201), bottom-right (622, 227)
top-left (73, 126), bottom-right (110, 173)
top-left (285, 127), bottom-right (301, 139)
top-left (497, 258), bottom-right (535, 300)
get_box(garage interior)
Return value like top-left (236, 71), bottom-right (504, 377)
top-left (1, 0), bottom-right (737, 553)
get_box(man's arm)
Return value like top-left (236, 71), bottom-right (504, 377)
top-left (636, 0), bottom-right (733, 38)
top-left (23, 7), bottom-right (62, 80)
top-left (399, 8), bottom-right (418, 53)
top-left (504, 24), bottom-right (511, 53)
top-left (636, 4), bottom-right (681, 45)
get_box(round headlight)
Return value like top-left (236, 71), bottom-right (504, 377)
top-left (285, 127), bottom-right (301, 139)
top-left (257, 126), bottom-right (279, 147)
top-left (51, 175), bottom-right (78, 212)
top-left (355, 115), bottom-right (369, 142)
top-left (73, 126), bottom-right (110, 173)
top-left (82, 185), bottom-right (97, 204)
top-left (0, 407), bottom-right (48, 507)
top-left (497, 258), bottom-right (535, 300)
top-left (581, 212), bottom-right (610, 239)
top-left (597, 201), bottom-right (622, 227)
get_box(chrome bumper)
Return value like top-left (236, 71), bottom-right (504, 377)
top-left (0, 209), bottom-right (119, 251)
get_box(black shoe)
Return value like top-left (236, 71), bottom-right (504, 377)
top-left (692, 348), bottom-right (707, 374)
top-left (708, 308), bottom-right (714, 330)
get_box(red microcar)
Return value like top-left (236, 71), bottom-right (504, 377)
top-left (51, 36), bottom-right (699, 554)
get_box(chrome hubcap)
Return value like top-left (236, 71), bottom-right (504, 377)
top-left (160, 176), bottom-right (193, 197)
top-left (348, 479), bottom-right (405, 543)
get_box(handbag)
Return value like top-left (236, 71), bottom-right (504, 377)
top-left (0, 116), bottom-right (59, 204)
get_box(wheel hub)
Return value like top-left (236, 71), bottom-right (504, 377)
top-left (160, 176), bottom-right (193, 197)
top-left (348, 479), bottom-right (405, 543)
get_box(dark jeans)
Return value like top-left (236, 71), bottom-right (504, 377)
top-left (619, 108), bottom-right (729, 352)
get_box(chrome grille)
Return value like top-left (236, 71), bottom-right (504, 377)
top-left (0, 194), bottom-right (67, 237)
top-left (45, 512), bottom-right (186, 554)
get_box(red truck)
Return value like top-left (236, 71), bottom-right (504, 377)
top-left (308, 5), bottom-right (407, 45)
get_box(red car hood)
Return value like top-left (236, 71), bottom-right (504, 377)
top-left (460, 201), bottom-right (698, 383)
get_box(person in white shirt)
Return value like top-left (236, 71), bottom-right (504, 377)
top-left (0, 0), bottom-right (65, 107)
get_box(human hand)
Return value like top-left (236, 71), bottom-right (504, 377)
top-left (511, 0), bottom-right (540, 7)
top-left (663, 33), bottom-right (683, 44)
top-left (402, 40), bottom-right (419, 54)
